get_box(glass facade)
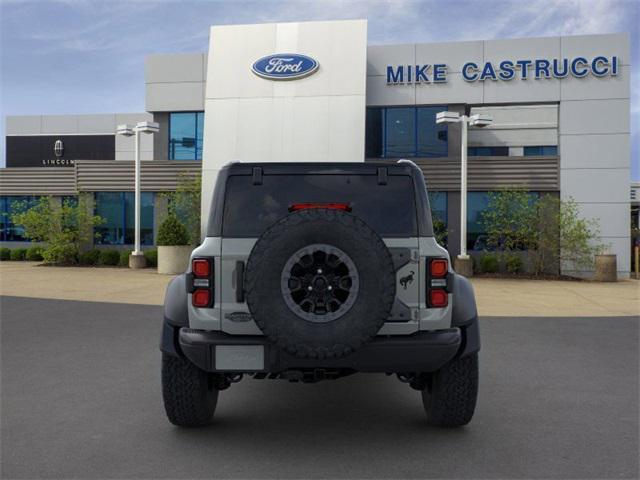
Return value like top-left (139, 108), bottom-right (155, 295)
top-left (95, 192), bottom-right (154, 245)
top-left (524, 145), bottom-right (558, 156)
top-left (0, 196), bottom-right (39, 242)
top-left (169, 112), bottom-right (204, 160)
top-left (366, 106), bottom-right (448, 158)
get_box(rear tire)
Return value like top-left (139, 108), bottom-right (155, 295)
top-left (162, 353), bottom-right (219, 427)
top-left (422, 353), bottom-right (478, 427)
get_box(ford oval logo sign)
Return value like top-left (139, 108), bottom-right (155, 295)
top-left (252, 53), bottom-right (319, 80)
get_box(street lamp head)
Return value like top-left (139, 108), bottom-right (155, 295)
top-left (469, 114), bottom-right (493, 128)
top-left (135, 121), bottom-right (160, 134)
top-left (436, 111), bottom-right (461, 124)
top-left (116, 124), bottom-right (135, 137)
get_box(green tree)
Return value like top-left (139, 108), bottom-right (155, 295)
top-left (11, 196), bottom-right (104, 265)
top-left (163, 173), bottom-right (201, 245)
top-left (480, 188), bottom-right (537, 252)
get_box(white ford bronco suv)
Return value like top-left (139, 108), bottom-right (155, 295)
top-left (161, 161), bottom-right (480, 427)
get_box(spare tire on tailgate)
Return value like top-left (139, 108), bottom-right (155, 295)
top-left (244, 208), bottom-right (395, 359)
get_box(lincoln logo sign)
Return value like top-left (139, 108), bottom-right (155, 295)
top-left (386, 55), bottom-right (620, 84)
top-left (252, 53), bottom-right (319, 80)
top-left (54, 139), bottom-right (64, 158)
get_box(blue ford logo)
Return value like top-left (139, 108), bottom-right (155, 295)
top-left (252, 53), bottom-right (319, 80)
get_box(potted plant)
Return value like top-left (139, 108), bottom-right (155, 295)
top-left (157, 214), bottom-right (191, 274)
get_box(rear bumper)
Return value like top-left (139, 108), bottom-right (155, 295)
top-left (172, 326), bottom-right (469, 374)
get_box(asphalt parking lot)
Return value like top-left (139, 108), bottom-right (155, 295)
top-left (1, 296), bottom-right (638, 479)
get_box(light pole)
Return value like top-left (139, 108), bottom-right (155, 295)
top-left (116, 121), bottom-right (159, 268)
top-left (436, 111), bottom-right (492, 276)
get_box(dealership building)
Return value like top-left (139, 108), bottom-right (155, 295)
top-left (0, 20), bottom-right (632, 277)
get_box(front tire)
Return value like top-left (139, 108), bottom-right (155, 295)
top-left (422, 353), bottom-right (478, 427)
top-left (162, 353), bottom-right (219, 427)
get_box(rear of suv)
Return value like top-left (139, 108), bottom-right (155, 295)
top-left (161, 161), bottom-right (480, 428)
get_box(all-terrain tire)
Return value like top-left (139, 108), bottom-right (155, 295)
top-left (244, 208), bottom-right (396, 359)
top-left (162, 353), bottom-right (218, 427)
top-left (422, 353), bottom-right (478, 427)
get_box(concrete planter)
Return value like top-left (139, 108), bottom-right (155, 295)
top-left (594, 254), bottom-right (617, 282)
top-left (157, 246), bottom-right (192, 275)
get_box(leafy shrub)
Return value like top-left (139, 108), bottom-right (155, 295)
top-left (10, 248), bottom-right (27, 261)
top-left (79, 249), bottom-right (101, 266)
top-left (26, 246), bottom-right (44, 261)
top-left (43, 244), bottom-right (78, 265)
top-left (99, 250), bottom-right (121, 266)
top-left (144, 249), bottom-right (158, 268)
top-left (0, 248), bottom-right (10, 261)
top-left (479, 254), bottom-right (499, 273)
top-left (505, 254), bottom-right (524, 274)
top-left (11, 196), bottom-right (103, 265)
top-left (157, 214), bottom-right (189, 246)
top-left (119, 251), bottom-right (130, 267)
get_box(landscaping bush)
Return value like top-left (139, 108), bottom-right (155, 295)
top-left (0, 248), bottom-right (10, 261)
top-left (11, 196), bottom-right (103, 265)
top-left (43, 244), bottom-right (79, 264)
top-left (119, 250), bottom-right (130, 267)
top-left (25, 246), bottom-right (44, 261)
top-left (79, 249), bottom-right (101, 266)
top-left (157, 214), bottom-right (189, 246)
top-left (144, 249), bottom-right (158, 268)
top-left (479, 254), bottom-right (499, 273)
top-left (98, 249), bottom-right (121, 266)
top-left (505, 254), bottom-right (524, 274)
top-left (10, 248), bottom-right (27, 261)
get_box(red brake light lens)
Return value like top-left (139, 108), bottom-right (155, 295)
top-left (429, 289), bottom-right (448, 308)
top-left (192, 259), bottom-right (211, 277)
top-left (192, 289), bottom-right (211, 308)
top-left (289, 203), bottom-right (351, 212)
top-left (430, 259), bottom-right (448, 278)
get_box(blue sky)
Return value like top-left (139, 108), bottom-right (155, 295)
top-left (1, 0), bottom-right (638, 178)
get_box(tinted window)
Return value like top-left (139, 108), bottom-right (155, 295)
top-left (365, 106), bottom-right (448, 158)
top-left (95, 192), bottom-right (154, 245)
top-left (468, 146), bottom-right (509, 156)
top-left (416, 107), bottom-right (448, 157)
top-left (385, 108), bottom-right (415, 157)
top-left (222, 174), bottom-right (417, 237)
top-left (169, 112), bottom-right (204, 160)
top-left (524, 145), bottom-right (558, 156)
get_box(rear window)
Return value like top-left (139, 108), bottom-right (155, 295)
top-left (222, 174), bottom-right (417, 237)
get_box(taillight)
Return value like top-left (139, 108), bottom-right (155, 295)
top-left (427, 258), bottom-right (449, 308)
top-left (430, 258), bottom-right (448, 278)
top-left (192, 259), bottom-right (210, 277)
top-left (192, 289), bottom-right (211, 308)
top-left (289, 202), bottom-right (351, 212)
top-left (189, 257), bottom-right (214, 308)
top-left (429, 289), bottom-right (448, 308)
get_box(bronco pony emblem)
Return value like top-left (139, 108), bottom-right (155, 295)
top-left (399, 271), bottom-right (414, 290)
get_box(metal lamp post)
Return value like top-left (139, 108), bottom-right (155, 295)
top-left (116, 121), bottom-right (159, 268)
top-left (436, 111), bottom-right (492, 276)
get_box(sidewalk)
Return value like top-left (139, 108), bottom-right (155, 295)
top-left (0, 262), bottom-right (638, 317)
